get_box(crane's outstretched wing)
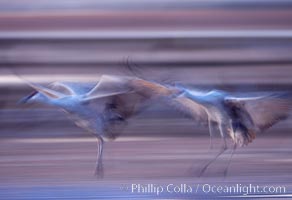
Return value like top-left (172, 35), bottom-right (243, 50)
top-left (101, 78), bottom-right (179, 120)
top-left (82, 75), bottom-right (135, 101)
top-left (166, 85), bottom-right (209, 126)
top-left (100, 78), bottom-right (179, 139)
top-left (83, 75), bottom-right (180, 112)
top-left (130, 79), bottom-right (179, 98)
top-left (50, 81), bottom-right (96, 95)
top-left (225, 93), bottom-right (292, 132)
top-left (169, 96), bottom-right (208, 126)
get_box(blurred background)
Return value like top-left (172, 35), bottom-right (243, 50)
top-left (1, 0), bottom-right (292, 199)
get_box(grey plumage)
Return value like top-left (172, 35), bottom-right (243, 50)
top-left (19, 72), bottom-right (292, 177)
top-left (19, 74), bottom-right (180, 177)
top-left (175, 87), bottom-right (292, 147)
top-left (174, 86), bottom-right (292, 176)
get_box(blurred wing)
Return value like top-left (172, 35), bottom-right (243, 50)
top-left (170, 96), bottom-right (208, 126)
top-left (102, 92), bottom-right (151, 140)
top-left (131, 79), bottom-right (179, 98)
top-left (50, 81), bottom-right (95, 95)
top-left (82, 75), bottom-right (134, 101)
top-left (102, 80), bottom-right (181, 139)
top-left (226, 93), bottom-right (292, 131)
top-left (110, 92), bottom-right (148, 119)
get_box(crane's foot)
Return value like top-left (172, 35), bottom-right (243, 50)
top-left (94, 163), bottom-right (104, 179)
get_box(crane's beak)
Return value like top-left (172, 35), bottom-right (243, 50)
top-left (25, 82), bottom-right (62, 99)
top-left (18, 91), bottom-right (37, 104)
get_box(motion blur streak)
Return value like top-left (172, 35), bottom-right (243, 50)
top-left (1, 0), bottom-right (292, 199)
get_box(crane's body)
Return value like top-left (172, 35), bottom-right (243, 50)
top-left (174, 86), bottom-right (292, 176)
top-left (19, 75), bottom-right (180, 177)
top-left (179, 89), bottom-right (232, 149)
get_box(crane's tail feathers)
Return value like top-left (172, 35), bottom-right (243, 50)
top-left (232, 125), bottom-right (256, 147)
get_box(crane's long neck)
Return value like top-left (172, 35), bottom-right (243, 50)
top-left (36, 93), bottom-right (64, 108)
top-left (183, 90), bottom-right (206, 105)
top-left (34, 93), bottom-right (54, 105)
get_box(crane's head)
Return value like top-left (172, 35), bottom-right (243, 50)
top-left (18, 82), bottom-right (63, 105)
top-left (19, 91), bottom-right (51, 105)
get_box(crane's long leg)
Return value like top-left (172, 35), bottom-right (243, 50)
top-left (224, 143), bottom-right (237, 177)
top-left (198, 145), bottom-right (227, 177)
top-left (208, 120), bottom-right (217, 149)
top-left (198, 123), bottom-right (228, 177)
top-left (95, 136), bottom-right (104, 178)
top-left (219, 123), bottom-right (228, 150)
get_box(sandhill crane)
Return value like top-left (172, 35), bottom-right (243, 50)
top-left (174, 86), bottom-right (292, 176)
top-left (19, 75), bottom-right (180, 177)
